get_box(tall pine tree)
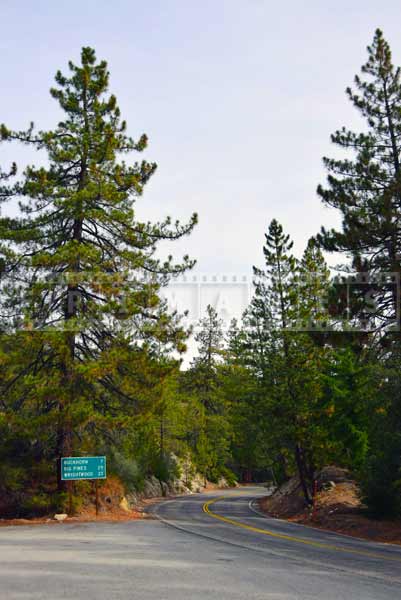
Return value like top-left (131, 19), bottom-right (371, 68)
top-left (0, 48), bottom-right (197, 489)
top-left (251, 221), bottom-right (330, 503)
top-left (317, 29), bottom-right (401, 337)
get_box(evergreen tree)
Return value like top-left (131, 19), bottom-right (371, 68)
top-left (223, 319), bottom-right (268, 481)
top-left (253, 219), bottom-right (297, 330)
top-left (317, 29), bottom-right (401, 335)
top-left (298, 238), bottom-right (331, 329)
top-left (189, 304), bottom-right (224, 412)
top-left (180, 305), bottom-right (232, 481)
top-left (316, 29), bottom-right (401, 517)
top-left (251, 221), bottom-right (332, 503)
top-left (321, 347), bottom-right (373, 470)
top-left (0, 162), bottom-right (16, 200)
top-left (194, 304), bottom-right (224, 368)
top-left (0, 48), bottom-right (197, 493)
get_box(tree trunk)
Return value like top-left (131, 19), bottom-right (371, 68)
top-left (295, 444), bottom-right (313, 506)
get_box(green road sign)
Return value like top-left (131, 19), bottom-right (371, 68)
top-left (61, 456), bottom-right (106, 481)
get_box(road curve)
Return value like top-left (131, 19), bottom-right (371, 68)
top-left (152, 486), bottom-right (401, 597)
top-left (1, 487), bottom-right (401, 599)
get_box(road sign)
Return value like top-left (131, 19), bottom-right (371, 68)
top-left (61, 456), bottom-right (106, 481)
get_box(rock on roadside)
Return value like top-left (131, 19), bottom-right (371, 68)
top-left (53, 513), bottom-right (68, 522)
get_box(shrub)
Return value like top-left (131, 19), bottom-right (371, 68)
top-left (152, 453), bottom-right (181, 483)
top-left (360, 451), bottom-right (401, 519)
top-left (108, 450), bottom-right (145, 493)
top-left (19, 493), bottom-right (53, 517)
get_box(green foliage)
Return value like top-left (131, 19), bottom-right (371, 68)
top-left (3, 31), bottom-right (401, 524)
top-left (151, 453), bottom-right (181, 485)
top-left (321, 348), bottom-right (373, 469)
top-left (0, 47), bottom-right (196, 515)
top-left (353, 354), bottom-right (401, 518)
top-left (360, 449), bottom-right (401, 519)
top-left (317, 28), bottom-right (401, 334)
top-left (19, 493), bottom-right (53, 517)
top-left (0, 45), bottom-right (196, 450)
top-left (247, 220), bottom-right (332, 502)
top-left (177, 307), bottom-right (233, 482)
top-left (107, 450), bottom-right (144, 493)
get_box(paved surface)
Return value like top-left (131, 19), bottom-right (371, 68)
top-left (1, 487), bottom-right (401, 599)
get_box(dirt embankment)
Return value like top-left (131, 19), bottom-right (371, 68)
top-left (0, 474), bottom-right (232, 527)
top-left (0, 476), bottom-right (144, 527)
top-left (259, 466), bottom-right (401, 545)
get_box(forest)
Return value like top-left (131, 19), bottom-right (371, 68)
top-left (1, 29), bottom-right (401, 520)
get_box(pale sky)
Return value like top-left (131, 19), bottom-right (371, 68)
top-left (1, 0), bottom-right (401, 350)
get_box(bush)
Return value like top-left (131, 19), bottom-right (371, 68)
top-left (152, 453), bottom-right (181, 483)
top-left (19, 493), bottom-right (53, 517)
top-left (219, 466), bottom-right (237, 487)
top-left (108, 450), bottom-right (145, 493)
top-left (360, 452), bottom-right (401, 519)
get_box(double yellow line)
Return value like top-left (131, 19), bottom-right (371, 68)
top-left (203, 496), bottom-right (401, 563)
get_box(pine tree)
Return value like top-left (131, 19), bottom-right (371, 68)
top-left (194, 304), bottom-right (224, 369)
top-left (189, 304), bottom-right (224, 413)
top-left (0, 162), bottom-right (16, 200)
top-left (317, 29), bottom-right (401, 335)
top-left (180, 305), bottom-right (232, 481)
top-left (298, 238), bottom-right (331, 329)
top-left (0, 161), bottom-right (17, 282)
top-left (223, 319), bottom-right (267, 481)
top-left (245, 219), bottom-right (296, 387)
top-left (0, 48), bottom-right (197, 489)
top-left (253, 219), bottom-right (297, 330)
top-left (316, 29), bottom-right (401, 516)
top-left (251, 221), bottom-right (330, 504)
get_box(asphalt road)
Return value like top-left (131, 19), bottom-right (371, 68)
top-left (1, 486), bottom-right (401, 599)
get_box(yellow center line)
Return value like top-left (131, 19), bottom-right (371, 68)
top-left (203, 496), bottom-right (401, 563)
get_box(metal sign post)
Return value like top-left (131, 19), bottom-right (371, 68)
top-left (95, 480), bottom-right (99, 516)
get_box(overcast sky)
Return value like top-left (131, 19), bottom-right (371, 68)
top-left (1, 0), bottom-right (401, 351)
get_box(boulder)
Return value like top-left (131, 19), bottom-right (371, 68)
top-left (119, 497), bottom-right (130, 512)
top-left (318, 466), bottom-right (351, 484)
top-left (160, 481), bottom-right (169, 497)
top-left (54, 513), bottom-right (68, 522)
top-left (190, 473), bottom-right (207, 493)
top-left (127, 492), bottom-right (138, 506)
top-left (143, 476), bottom-right (163, 498)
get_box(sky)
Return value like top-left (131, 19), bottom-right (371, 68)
top-left (1, 0), bottom-right (401, 349)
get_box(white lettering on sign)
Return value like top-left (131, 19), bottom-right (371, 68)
top-left (61, 457), bottom-right (106, 481)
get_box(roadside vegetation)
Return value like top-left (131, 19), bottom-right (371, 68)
top-left (1, 30), bottom-right (401, 521)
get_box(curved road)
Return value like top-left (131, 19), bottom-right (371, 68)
top-left (152, 486), bottom-right (401, 598)
top-left (1, 486), bottom-right (401, 599)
